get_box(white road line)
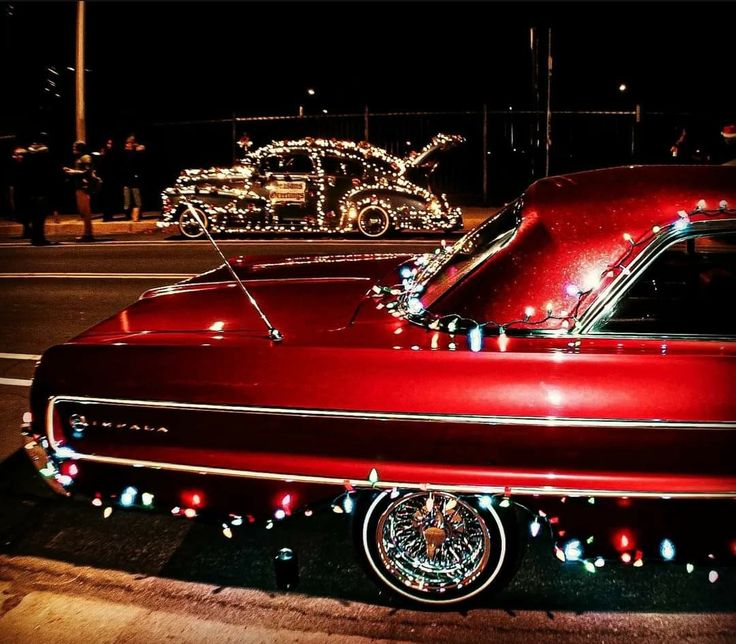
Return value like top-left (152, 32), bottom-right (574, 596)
top-left (0, 273), bottom-right (192, 279)
top-left (0, 239), bottom-right (442, 248)
top-left (0, 377), bottom-right (32, 387)
top-left (0, 352), bottom-right (41, 361)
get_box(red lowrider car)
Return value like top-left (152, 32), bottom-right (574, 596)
top-left (23, 165), bottom-right (736, 606)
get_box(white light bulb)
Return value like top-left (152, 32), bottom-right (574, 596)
top-left (530, 518), bottom-right (541, 537)
top-left (407, 298), bottom-right (423, 315)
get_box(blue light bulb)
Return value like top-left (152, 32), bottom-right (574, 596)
top-left (660, 538), bottom-right (676, 561)
top-left (469, 325), bottom-right (483, 352)
top-left (120, 486), bottom-right (138, 508)
top-left (563, 539), bottom-right (583, 561)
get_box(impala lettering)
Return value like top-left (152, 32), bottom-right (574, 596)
top-left (68, 413), bottom-right (168, 435)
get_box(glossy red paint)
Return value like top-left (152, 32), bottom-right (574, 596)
top-left (25, 166), bottom-right (736, 511)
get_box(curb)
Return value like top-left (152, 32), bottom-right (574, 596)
top-left (0, 219), bottom-right (160, 239)
top-left (0, 207), bottom-right (497, 241)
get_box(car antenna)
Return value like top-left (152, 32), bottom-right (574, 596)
top-left (185, 204), bottom-right (283, 342)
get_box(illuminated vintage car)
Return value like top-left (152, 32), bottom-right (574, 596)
top-left (158, 134), bottom-right (464, 238)
top-left (24, 165), bottom-right (736, 606)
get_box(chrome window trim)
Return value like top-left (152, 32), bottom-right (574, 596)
top-left (574, 332), bottom-right (736, 342)
top-left (490, 330), bottom-right (734, 342)
top-left (577, 218), bottom-right (736, 335)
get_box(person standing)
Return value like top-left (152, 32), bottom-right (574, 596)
top-left (96, 138), bottom-right (121, 221)
top-left (13, 138), bottom-right (57, 246)
top-left (717, 124), bottom-right (736, 166)
top-left (122, 134), bottom-right (145, 220)
top-left (10, 146), bottom-right (32, 238)
top-left (63, 140), bottom-right (95, 241)
top-left (669, 126), bottom-right (692, 162)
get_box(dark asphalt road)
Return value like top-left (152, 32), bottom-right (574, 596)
top-left (0, 236), bottom-right (734, 639)
top-left (0, 232), bottom-right (448, 276)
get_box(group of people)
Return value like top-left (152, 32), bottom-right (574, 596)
top-left (9, 134), bottom-right (146, 244)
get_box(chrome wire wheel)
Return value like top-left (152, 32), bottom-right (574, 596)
top-left (361, 491), bottom-right (508, 605)
top-left (178, 205), bottom-right (208, 239)
top-left (357, 206), bottom-right (391, 238)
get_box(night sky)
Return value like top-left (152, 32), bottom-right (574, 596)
top-left (2, 0), bottom-right (734, 139)
top-left (1, 0), bottom-right (734, 205)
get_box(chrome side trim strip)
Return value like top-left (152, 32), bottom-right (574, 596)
top-left (41, 451), bottom-right (736, 500)
top-left (43, 395), bottom-right (736, 498)
top-left (47, 395), bottom-right (736, 431)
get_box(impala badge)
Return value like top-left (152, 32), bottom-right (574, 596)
top-left (68, 413), bottom-right (168, 436)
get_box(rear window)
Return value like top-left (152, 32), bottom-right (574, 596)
top-left (321, 155), bottom-right (363, 177)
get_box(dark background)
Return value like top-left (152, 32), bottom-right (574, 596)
top-left (2, 0), bottom-right (734, 206)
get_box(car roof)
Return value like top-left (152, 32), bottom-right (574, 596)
top-left (524, 165), bottom-right (736, 235)
top-left (251, 138), bottom-right (405, 167)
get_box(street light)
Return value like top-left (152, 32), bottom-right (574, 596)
top-left (298, 88), bottom-right (317, 116)
top-left (618, 83), bottom-right (628, 92)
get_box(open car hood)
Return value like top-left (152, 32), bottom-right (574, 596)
top-left (403, 133), bottom-right (465, 168)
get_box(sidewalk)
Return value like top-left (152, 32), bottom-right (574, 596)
top-left (0, 207), bottom-right (497, 242)
top-left (0, 212), bottom-right (160, 241)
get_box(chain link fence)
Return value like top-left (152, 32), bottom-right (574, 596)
top-left (149, 107), bottom-right (730, 207)
top-left (2, 107), bottom-right (729, 217)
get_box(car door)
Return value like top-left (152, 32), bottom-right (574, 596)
top-left (320, 154), bottom-right (364, 227)
top-left (261, 151), bottom-right (321, 226)
top-left (566, 222), bottom-right (736, 487)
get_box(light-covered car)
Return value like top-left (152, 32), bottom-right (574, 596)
top-left (159, 134), bottom-right (464, 238)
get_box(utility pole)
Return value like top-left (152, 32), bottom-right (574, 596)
top-left (530, 26), bottom-right (541, 178)
top-left (482, 104), bottom-right (488, 203)
top-left (75, 0), bottom-right (86, 142)
top-left (544, 27), bottom-right (552, 177)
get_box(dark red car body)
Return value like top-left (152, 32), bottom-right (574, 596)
top-left (23, 165), bottom-right (736, 605)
